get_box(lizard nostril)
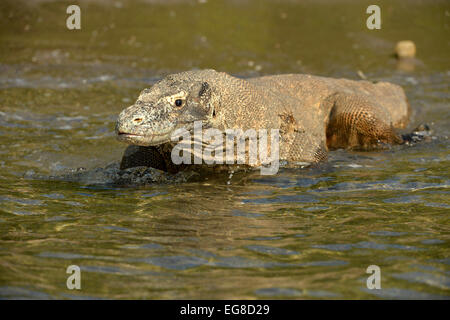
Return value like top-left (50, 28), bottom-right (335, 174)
top-left (134, 118), bottom-right (143, 123)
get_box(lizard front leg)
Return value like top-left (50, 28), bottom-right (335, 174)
top-left (278, 112), bottom-right (329, 164)
top-left (120, 145), bottom-right (168, 171)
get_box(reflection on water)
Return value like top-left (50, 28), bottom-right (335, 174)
top-left (0, 0), bottom-right (449, 299)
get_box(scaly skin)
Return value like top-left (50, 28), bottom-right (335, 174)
top-left (115, 69), bottom-right (410, 172)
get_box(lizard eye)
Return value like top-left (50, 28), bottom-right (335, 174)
top-left (175, 99), bottom-right (184, 107)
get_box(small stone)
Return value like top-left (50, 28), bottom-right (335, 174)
top-left (395, 40), bottom-right (416, 58)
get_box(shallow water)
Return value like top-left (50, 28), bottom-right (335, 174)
top-left (0, 0), bottom-right (449, 299)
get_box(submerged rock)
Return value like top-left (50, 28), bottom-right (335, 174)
top-left (42, 162), bottom-right (198, 186)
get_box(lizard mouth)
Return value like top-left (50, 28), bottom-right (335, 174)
top-left (117, 131), bottom-right (172, 146)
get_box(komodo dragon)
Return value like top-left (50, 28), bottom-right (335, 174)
top-left (115, 69), bottom-right (410, 173)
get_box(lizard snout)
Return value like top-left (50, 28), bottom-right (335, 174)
top-left (115, 105), bottom-right (148, 137)
top-left (115, 103), bottom-right (177, 146)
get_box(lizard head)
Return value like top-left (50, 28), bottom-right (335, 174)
top-left (116, 71), bottom-right (216, 146)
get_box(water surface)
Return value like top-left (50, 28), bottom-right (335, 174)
top-left (0, 0), bottom-right (449, 299)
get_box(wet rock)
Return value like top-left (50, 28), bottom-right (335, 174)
top-left (36, 162), bottom-right (198, 186)
top-left (395, 40), bottom-right (416, 59)
top-left (394, 41), bottom-right (423, 72)
top-left (402, 123), bottom-right (433, 145)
